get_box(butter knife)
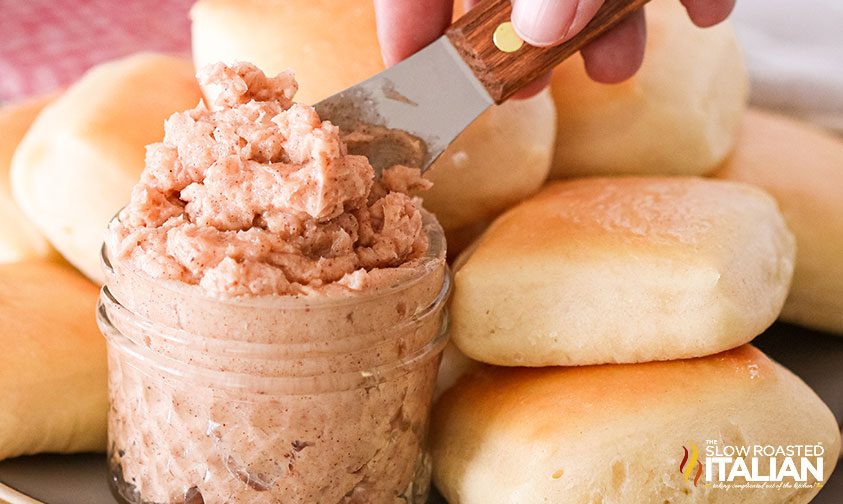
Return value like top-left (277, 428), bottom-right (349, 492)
top-left (315, 0), bottom-right (650, 173)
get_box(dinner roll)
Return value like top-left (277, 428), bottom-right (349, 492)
top-left (549, 0), bottom-right (748, 178)
top-left (0, 261), bottom-right (106, 461)
top-left (431, 346), bottom-right (839, 504)
top-left (0, 94), bottom-right (57, 263)
top-left (715, 110), bottom-right (843, 335)
top-left (190, 0), bottom-right (556, 231)
top-left (451, 177), bottom-right (795, 366)
top-left (10, 53), bottom-right (203, 283)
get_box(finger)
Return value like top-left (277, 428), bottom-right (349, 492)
top-left (511, 0), bottom-right (606, 47)
top-left (580, 8), bottom-right (646, 83)
top-left (374, 0), bottom-right (454, 67)
top-left (679, 0), bottom-right (736, 27)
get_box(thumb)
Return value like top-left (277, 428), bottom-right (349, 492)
top-left (511, 0), bottom-right (605, 47)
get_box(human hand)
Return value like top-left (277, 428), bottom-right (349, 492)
top-left (374, 0), bottom-right (735, 95)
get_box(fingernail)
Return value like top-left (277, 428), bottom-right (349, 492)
top-left (511, 0), bottom-right (579, 47)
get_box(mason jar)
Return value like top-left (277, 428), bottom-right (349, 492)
top-left (97, 214), bottom-right (449, 504)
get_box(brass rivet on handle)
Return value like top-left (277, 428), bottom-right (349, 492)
top-left (493, 21), bottom-right (524, 53)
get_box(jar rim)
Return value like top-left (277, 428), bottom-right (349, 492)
top-left (102, 210), bottom-right (447, 309)
top-left (98, 290), bottom-right (450, 393)
top-left (98, 264), bottom-right (451, 358)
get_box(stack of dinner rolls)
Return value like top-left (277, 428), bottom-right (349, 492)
top-left (0, 2), bottom-right (840, 502)
top-left (436, 176), bottom-right (839, 503)
top-left (0, 99), bottom-right (107, 461)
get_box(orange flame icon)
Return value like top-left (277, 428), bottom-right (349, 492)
top-left (680, 443), bottom-right (703, 487)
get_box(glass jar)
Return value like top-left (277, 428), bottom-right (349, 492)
top-left (97, 215), bottom-right (450, 504)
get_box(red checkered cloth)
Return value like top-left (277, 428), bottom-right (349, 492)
top-left (0, 0), bottom-right (194, 102)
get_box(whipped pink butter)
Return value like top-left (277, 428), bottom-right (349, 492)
top-left (99, 63), bottom-right (448, 504)
top-left (107, 62), bottom-right (432, 297)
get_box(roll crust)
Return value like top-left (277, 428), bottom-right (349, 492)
top-left (451, 177), bottom-right (795, 366)
top-left (549, 0), bottom-right (748, 178)
top-left (0, 261), bottom-right (106, 460)
top-left (10, 53), bottom-right (203, 282)
top-left (431, 346), bottom-right (840, 504)
top-left (0, 94), bottom-right (57, 263)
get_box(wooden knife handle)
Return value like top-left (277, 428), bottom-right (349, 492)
top-left (446, 0), bottom-right (650, 103)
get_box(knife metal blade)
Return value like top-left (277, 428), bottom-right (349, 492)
top-left (314, 36), bottom-right (494, 174)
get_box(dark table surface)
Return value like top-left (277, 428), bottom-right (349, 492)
top-left (1, 322), bottom-right (840, 504)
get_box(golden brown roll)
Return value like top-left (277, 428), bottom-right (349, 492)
top-left (432, 346), bottom-right (839, 504)
top-left (549, 0), bottom-right (748, 178)
top-left (10, 53), bottom-right (203, 283)
top-left (451, 177), bottom-right (795, 366)
top-left (190, 0), bottom-right (556, 232)
top-left (0, 94), bottom-right (57, 263)
top-left (714, 110), bottom-right (843, 334)
top-left (0, 261), bottom-right (106, 460)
